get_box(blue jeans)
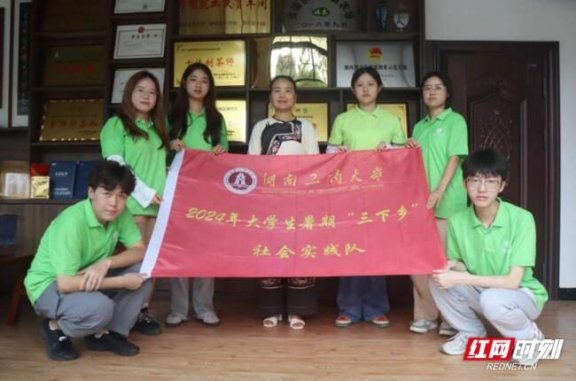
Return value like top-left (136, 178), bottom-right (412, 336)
top-left (337, 276), bottom-right (390, 322)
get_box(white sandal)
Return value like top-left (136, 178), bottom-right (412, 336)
top-left (263, 314), bottom-right (282, 328)
top-left (288, 314), bottom-right (305, 330)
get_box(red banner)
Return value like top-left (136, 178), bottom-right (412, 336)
top-left (142, 148), bottom-right (446, 277)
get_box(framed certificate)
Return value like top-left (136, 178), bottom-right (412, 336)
top-left (114, 24), bottom-right (166, 59)
top-left (174, 40), bottom-right (246, 87)
top-left (114, 0), bottom-right (165, 14)
top-left (112, 68), bottom-right (165, 104)
top-left (268, 102), bottom-right (329, 142)
top-left (40, 99), bottom-right (104, 141)
top-left (347, 103), bottom-right (409, 138)
top-left (10, 0), bottom-right (30, 127)
top-left (217, 100), bottom-right (246, 143)
top-left (336, 41), bottom-right (416, 88)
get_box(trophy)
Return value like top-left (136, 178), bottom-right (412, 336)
top-left (392, 4), bottom-right (410, 32)
top-left (375, 2), bottom-right (388, 31)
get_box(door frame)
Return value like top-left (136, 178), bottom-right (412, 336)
top-left (425, 41), bottom-right (561, 298)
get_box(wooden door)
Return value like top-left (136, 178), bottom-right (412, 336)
top-left (427, 42), bottom-right (560, 296)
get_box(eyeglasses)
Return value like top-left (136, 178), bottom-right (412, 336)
top-left (466, 177), bottom-right (502, 191)
top-left (422, 84), bottom-right (446, 92)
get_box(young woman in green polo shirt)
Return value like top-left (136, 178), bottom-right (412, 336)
top-left (327, 67), bottom-right (406, 328)
top-left (405, 71), bottom-right (469, 335)
top-left (100, 70), bottom-right (171, 335)
top-left (165, 62), bottom-right (229, 328)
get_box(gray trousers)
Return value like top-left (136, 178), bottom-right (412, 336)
top-left (169, 277), bottom-right (215, 318)
top-left (429, 279), bottom-right (542, 339)
top-left (33, 262), bottom-right (152, 337)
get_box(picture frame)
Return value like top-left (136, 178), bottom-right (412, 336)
top-left (336, 41), bottom-right (416, 88)
top-left (114, 0), bottom-right (166, 14)
top-left (112, 68), bottom-right (165, 104)
top-left (268, 102), bottom-right (329, 142)
top-left (346, 102), bottom-right (409, 138)
top-left (10, 0), bottom-right (31, 127)
top-left (114, 24), bottom-right (166, 59)
top-left (216, 100), bottom-right (247, 143)
top-left (174, 40), bottom-right (246, 87)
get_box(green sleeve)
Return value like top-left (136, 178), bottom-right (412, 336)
top-left (117, 209), bottom-right (142, 248)
top-left (219, 117), bottom-right (229, 150)
top-left (328, 114), bottom-right (344, 146)
top-left (100, 117), bottom-right (125, 158)
top-left (446, 218), bottom-right (462, 262)
top-left (509, 212), bottom-right (537, 268)
top-left (447, 114), bottom-right (469, 157)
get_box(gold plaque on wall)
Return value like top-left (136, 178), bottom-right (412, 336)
top-left (268, 102), bottom-right (329, 142)
top-left (40, 99), bottom-right (104, 141)
top-left (179, 0), bottom-right (270, 35)
top-left (217, 100), bottom-right (246, 143)
top-left (43, 46), bottom-right (105, 87)
top-left (174, 40), bottom-right (246, 87)
top-left (347, 103), bottom-right (408, 138)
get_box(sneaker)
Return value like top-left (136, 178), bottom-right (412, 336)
top-left (39, 319), bottom-right (79, 361)
top-left (438, 321), bottom-right (458, 337)
top-left (85, 331), bottom-right (140, 356)
top-left (513, 323), bottom-right (545, 366)
top-left (132, 307), bottom-right (162, 335)
top-left (334, 315), bottom-right (353, 328)
top-left (165, 311), bottom-right (189, 327)
top-left (441, 332), bottom-right (474, 355)
top-left (410, 319), bottom-right (438, 334)
top-left (195, 311), bottom-right (220, 326)
top-left (370, 315), bottom-right (390, 328)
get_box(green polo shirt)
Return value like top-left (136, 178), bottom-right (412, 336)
top-left (412, 108), bottom-right (468, 219)
top-left (328, 105), bottom-right (406, 150)
top-left (24, 199), bottom-right (142, 304)
top-left (447, 200), bottom-right (548, 309)
top-left (179, 110), bottom-right (229, 151)
top-left (100, 116), bottom-right (167, 216)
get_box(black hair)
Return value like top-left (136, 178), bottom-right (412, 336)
top-left (88, 160), bottom-right (136, 195)
top-left (462, 149), bottom-right (508, 181)
top-left (269, 75), bottom-right (298, 94)
top-left (420, 71), bottom-right (453, 107)
top-left (350, 66), bottom-right (383, 88)
top-left (169, 62), bottom-right (224, 147)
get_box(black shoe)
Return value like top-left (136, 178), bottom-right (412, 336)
top-left (39, 319), bottom-right (79, 361)
top-left (85, 331), bottom-right (140, 356)
top-left (132, 307), bottom-right (162, 335)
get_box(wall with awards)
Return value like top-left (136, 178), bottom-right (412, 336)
top-left (4, 0), bottom-right (424, 200)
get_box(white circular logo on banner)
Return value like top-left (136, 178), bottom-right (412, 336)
top-left (223, 167), bottom-right (258, 195)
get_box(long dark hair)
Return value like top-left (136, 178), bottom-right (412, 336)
top-left (169, 62), bottom-right (223, 147)
top-left (116, 70), bottom-right (170, 149)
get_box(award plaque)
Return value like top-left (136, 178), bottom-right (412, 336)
top-left (40, 99), bottom-right (104, 141)
top-left (268, 102), bottom-right (329, 142)
top-left (112, 68), bottom-right (165, 104)
top-left (336, 41), bottom-right (416, 88)
top-left (42, 46), bottom-right (105, 87)
top-left (0, 160), bottom-right (29, 199)
top-left (179, 0), bottom-right (270, 35)
top-left (216, 100), bottom-right (246, 143)
top-left (347, 103), bottom-right (408, 137)
top-left (174, 40), bottom-right (246, 87)
top-left (42, 0), bottom-right (106, 32)
top-left (282, 0), bottom-right (359, 32)
top-left (114, 24), bottom-right (166, 59)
